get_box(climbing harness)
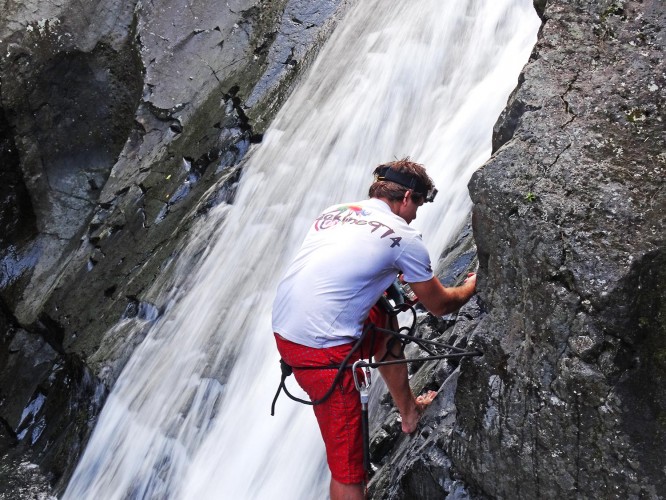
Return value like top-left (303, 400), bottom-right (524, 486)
top-left (270, 278), bottom-right (482, 473)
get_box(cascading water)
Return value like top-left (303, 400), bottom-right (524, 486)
top-left (64, 0), bottom-right (539, 498)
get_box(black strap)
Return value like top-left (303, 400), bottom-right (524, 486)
top-left (271, 300), bottom-right (483, 416)
top-left (271, 324), bottom-right (376, 415)
top-left (375, 165), bottom-right (427, 194)
top-left (270, 359), bottom-right (294, 416)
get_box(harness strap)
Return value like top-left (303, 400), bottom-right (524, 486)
top-left (270, 296), bottom-right (484, 477)
top-left (270, 313), bottom-right (484, 415)
top-left (270, 359), bottom-right (294, 416)
top-left (271, 323), bottom-right (375, 415)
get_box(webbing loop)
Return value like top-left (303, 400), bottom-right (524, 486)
top-left (270, 322), bottom-right (376, 416)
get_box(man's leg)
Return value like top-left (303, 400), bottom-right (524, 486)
top-left (330, 478), bottom-right (364, 500)
top-left (274, 334), bottom-right (367, 490)
top-left (375, 330), bottom-right (436, 433)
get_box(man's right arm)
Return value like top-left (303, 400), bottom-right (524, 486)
top-left (409, 274), bottom-right (476, 316)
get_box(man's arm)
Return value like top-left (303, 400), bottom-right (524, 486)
top-left (408, 273), bottom-right (477, 316)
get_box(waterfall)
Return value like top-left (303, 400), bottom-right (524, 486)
top-left (64, 0), bottom-right (539, 498)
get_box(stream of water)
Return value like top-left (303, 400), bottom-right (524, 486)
top-left (64, 0), bottom-right (539, 498)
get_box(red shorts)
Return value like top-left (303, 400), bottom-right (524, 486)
top-left (274, 307), bottom-right (388, 484)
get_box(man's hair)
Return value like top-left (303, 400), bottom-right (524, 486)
top-left (368, 158), bottom-right (434, 202)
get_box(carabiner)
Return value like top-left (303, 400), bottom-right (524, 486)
top-left (352, 359), bottom-right (371, 397)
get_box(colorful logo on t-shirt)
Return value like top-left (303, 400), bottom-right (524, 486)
top-left (313, 204), bottom-right (400, 246)
top-left (314, 205), bottom-right (368, 231)
top-left (339, 204), bottom-right (370, 216)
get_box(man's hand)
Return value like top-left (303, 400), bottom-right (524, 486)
top-left (409, 272), bottom-right (477, 316)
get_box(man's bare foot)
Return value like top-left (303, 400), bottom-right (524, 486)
top-left (400, 390), bottom-right (437, 433)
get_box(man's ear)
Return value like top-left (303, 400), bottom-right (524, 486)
top-left (403, 190), bottom-right (412, 204)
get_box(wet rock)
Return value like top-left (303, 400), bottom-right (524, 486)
top-left (457, 0), bottom-right (665, 497)
top-left (0, 305), bottom-right (106, 495)
top-left (368, 359), bottom-right (486, 500)
top-left (436, 216), bottom-right (478, 288)
top-left (0, 109), bottom-right (38, 308)
top-left (0, 456), bottom-right (55, 500)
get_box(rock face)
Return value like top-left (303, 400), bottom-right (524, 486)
top-left (460, 0), bottom-right (665, 497)
top-left (0, 0), bottom-right (351, 493)
top-left (367, 0), bottom-right (665, 498)
top-left (1, 0), bottom-right (664, 498)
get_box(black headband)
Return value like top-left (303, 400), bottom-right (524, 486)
top-left (374, 165), bottom-right (437, 202)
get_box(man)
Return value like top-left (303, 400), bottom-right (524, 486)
top-left (272, 158), bottom-right (477, 500)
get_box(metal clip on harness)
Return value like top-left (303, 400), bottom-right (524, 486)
top-left (353, 359), bottom-right (372, 472)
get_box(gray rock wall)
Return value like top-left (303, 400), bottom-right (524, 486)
top-left (457, 0), bottom-right (665, 497)
top-left (367, 1), bottom-right (665, 498)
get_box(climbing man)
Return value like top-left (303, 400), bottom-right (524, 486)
top-left (272, 158), bottom-right (477, 500)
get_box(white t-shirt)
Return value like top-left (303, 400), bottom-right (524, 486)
top-left (272, 198), bottom-right (434, 348)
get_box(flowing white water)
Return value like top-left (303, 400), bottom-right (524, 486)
top-left (64, 1), bottom-right (539, 498)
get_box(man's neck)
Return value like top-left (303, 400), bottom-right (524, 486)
top-left (374, 196), bottom-right (405, 221)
